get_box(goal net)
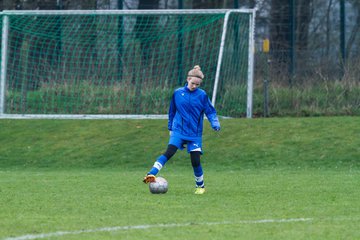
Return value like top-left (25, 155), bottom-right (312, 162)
top-left (0, 9), bottom-right (255, 119)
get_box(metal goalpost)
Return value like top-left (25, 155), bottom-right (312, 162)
top-left (0, 9), bottom-right (255, 119)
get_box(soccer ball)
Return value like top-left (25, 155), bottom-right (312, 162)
top-left (149, 177), bottom-right (168, 194)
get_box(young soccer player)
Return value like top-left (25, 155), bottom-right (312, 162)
top-left (143, 65), bottom-right (220, 194)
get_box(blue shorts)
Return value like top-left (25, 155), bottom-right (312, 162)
top-left (169, 135), bottom-right (203, 153)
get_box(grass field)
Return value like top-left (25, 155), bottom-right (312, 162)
top-left (0, 117), bottom-right (359, 239)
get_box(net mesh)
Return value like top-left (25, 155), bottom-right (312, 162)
top-left (1, 11), bottom-right (252, 117)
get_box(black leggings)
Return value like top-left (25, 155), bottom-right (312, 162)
top-left (163, 144), bottom-right (201, 168)
top-left (190, 151), bottom-right (201, 168)
top-left (163, 144), bottom-right (178, 159)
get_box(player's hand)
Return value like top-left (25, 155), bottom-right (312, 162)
top-left (213, 126), bottom-right (220, 132)
top-left (169, 131), bottom-right (172, 136)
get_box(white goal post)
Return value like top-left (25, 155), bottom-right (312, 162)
top-left (0, 9), bottom-right (256, 119)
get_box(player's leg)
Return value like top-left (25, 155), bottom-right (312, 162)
top-left (188, 140), bottom-right (205, 194)
top-left (148, 144), bottom-right (178, 175)
top-left (143, 144), bottom-right (178, 183)
top-left (190, 151), bottom-right (205, 192)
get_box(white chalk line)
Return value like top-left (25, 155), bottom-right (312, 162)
top-left (3, 218), bottom-right (312, 240)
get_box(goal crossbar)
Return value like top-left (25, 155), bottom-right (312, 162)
top-left (1, 9), bottom-right (255, 15)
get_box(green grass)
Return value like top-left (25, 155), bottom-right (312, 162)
top-left (0, 117), bottom-right (359, 239)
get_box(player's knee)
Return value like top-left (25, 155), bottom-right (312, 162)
top-left (163, 144), bottom-right (178, 159)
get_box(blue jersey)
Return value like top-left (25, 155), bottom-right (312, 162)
top-left (168, 84), bottom-right (220, 139)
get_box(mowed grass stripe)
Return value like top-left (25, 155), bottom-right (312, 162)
top-left (0, 117), bottom-right (359, 169)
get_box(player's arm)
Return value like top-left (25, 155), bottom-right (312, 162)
top-left (204, 97), bottom-right (220, 131)
top-left (168, 93), bottom-right (176, 131)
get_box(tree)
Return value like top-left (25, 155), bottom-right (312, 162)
top-left (269, 0), bottom-right (291, 64)
top-left (134, 0), bottom-right (160, 63)
top-left (297, 0), bottom-right (312, 51)
top-left (346, 0), bottom-right (360, 59)
top-left (269, 0), bottom-right (313, 84)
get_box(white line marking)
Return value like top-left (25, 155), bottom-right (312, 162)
top-left (3, 218), bottom-right (312, 240)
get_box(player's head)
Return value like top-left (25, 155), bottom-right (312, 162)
top-left (187, 65), bottom-right (204, 91)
